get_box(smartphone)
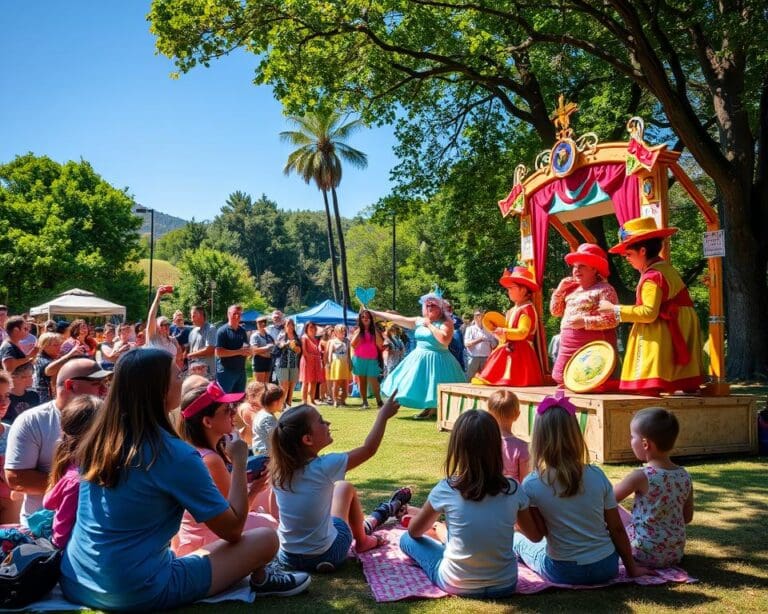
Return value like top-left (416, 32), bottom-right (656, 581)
top-left (246, 454), bottom-right (269, 481)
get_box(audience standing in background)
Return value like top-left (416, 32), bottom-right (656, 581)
top-left (0, 306), bottom-right (8, 344)
top-left (1, 316), bottom-right (39, 374)
top-left (250, 316), bottom-right (276, 384)
top-left (187, 306), bottom-right (217, 379)
top-left (215, 304), bottom-right (251, 393)
top-left (463, 310), bottom-right (496, 380)
top-left (146, 287), bottom-right (183, 367)
top-left (0, 370), bottom-right (20, 524)
top-left (275, 318), bottom-right (301, 408)
top-left (443, 301), bottom-right (466, 371)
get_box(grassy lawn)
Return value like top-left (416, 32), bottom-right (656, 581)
top-left (175, 394), bottom-right (768, 614)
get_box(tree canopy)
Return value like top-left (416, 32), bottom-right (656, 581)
top-left (0, 153), bottom-right (145, 318)
top-left (150, 0), bottom-right (768, 378)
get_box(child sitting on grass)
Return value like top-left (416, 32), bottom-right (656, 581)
top-left (236, 380), bottom-right (266, 447)
top-left (486, 389), bottom-right (529, 483)
top-left (512, 392), bottom-right (650, 583)
top-left (270, 395), bottom-right (410, 572)
top-left (614, 407), bottom-right (693, 567)
top-left (43, 395), bottom-right (101, 548)
top-left (252, 384), bottom-right (283, 456)
top-left (400, 410), bottom-right (542, 597)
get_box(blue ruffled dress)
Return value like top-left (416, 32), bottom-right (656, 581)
top-left (381, 321), bottom-right (466, 409)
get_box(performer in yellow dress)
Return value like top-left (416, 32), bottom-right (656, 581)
top-left (599, 217), bottom-right (703, 394)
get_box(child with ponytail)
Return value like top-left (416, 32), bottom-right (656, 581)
top-left (270, 396), bottom-right (410, 572)
top-left (512, 391), bottom-right (650, 583)
top-left (43, 395), bottom-right (102, 548)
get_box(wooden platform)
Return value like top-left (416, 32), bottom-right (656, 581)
top-left (437, 384), bottom-right (758, 463)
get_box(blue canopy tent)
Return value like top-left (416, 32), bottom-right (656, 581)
top-left (291, 300), bottom-right (358, 326)
top-left (241, 309), bottom-right (261, 332)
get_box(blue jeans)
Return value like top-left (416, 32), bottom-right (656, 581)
top-left (278, 517), bottom-right (353, 571)
top-left (513, 534), bottom-right (619, 584)
top-left (399, 533), bottom-right (517, 598)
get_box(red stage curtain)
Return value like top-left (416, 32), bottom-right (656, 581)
top-left (528, 163), bottom-right (639, 284)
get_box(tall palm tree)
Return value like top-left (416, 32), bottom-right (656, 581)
top-left (281, 109), bottom-right (367, 317)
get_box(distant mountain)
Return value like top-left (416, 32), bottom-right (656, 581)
top-left (135, 208), bottom-right (188, 238)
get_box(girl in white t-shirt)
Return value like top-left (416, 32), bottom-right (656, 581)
top-left (400, 410), bottom-right (542, 597)
top-left (271, 398), bottom-right (410, 572)
top-left (512, 392), bottom-right (651, 584)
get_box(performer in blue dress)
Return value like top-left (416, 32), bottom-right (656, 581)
top-left (369, 290), bottom-right (466, 419)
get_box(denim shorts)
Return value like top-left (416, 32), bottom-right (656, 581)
top-left (277, 517), bottom-right (353, 571)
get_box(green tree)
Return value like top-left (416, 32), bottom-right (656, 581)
top-left (0, 153), bottom-right (145, 318)
top-left (172, 247), bottom-right (267, 323)
top-left (150, 0), bottom-right (768, 378)
top-left (207, 192), bottom-right (294, 306)
top-left (153, 218), bottom-right (209, 264)
top-left (280, 108), bottom-right (368, 318)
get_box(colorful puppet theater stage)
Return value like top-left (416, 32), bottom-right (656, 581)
top-left (437, 384), bottom-right (757, 463)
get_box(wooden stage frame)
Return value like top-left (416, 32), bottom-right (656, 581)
top-left (437, 384), bottom-right (757, 463)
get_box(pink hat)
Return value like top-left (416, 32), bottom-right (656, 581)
top-left (182, 381), bottom-right (244, 419)
top-left (564, 243), bottom-right (610, 278)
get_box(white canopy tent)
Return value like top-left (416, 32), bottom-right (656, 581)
top-left (29, 288), bottom-right (126, 320)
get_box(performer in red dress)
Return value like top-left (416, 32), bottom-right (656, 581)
top-left (472, 266), bottom-right (543, 387)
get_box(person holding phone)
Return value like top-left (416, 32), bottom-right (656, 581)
top-left (174, 380), bottom-right (278, 556)
top-left (60, 349), bottom-right (309, 610)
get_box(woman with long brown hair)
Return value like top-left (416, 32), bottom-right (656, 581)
top-left (59, 348), bottom-right (309, 610)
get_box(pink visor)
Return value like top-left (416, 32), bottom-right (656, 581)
top-left (182, 381), bottom-right (245, 419)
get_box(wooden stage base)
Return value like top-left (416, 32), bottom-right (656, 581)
top-left (437, 384), bottom-right (758, 463)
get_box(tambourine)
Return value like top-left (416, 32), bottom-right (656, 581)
top-left (481, 311), bottom-right (507, 333)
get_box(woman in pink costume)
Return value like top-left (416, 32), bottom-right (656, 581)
top-left (550, 243), bottom-right (620, 389)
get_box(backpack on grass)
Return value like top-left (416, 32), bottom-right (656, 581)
top-left (0, 537), bottom-right (61, 608)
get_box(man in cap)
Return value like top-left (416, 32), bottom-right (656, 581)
top-left (5, 358), bottom-right (111, 526)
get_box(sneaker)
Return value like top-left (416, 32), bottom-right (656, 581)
top-left (364, 486), bottom-right (413, 534)
top-left (388, 486), bottom-right (412, 518)
top-left (250, 568), bottom-right (311, 597)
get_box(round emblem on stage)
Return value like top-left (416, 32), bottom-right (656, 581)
top-left (550, 138), bottom-right (577, 177)
top-left (563, 340), bottom-right (616, 393)
top-left (481, 311), bottom-right (506, 333)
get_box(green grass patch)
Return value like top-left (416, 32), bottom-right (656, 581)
top-left (171, 394), bottom-right (768, 613)
top-left (134, 258), bottom-right (182, 287)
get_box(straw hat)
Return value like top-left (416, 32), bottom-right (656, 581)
top-left (499, 266), bottom-right (539, 292)
top-left (564, 243), bottom-right (610, 278)
top-left (609, 217), bottom-right (677, 254)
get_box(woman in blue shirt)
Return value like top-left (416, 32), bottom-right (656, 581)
top-left (60, 348), bottom-right (310, 611)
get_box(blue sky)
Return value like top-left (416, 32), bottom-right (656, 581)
top-left (0, 2), bottom-right (399, 222)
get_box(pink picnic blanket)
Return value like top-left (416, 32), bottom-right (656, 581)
top-left (356, 525), bottom-right (696, 602)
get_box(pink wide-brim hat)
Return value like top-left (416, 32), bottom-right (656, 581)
top-left (564, 243), bottom-right (610, 278)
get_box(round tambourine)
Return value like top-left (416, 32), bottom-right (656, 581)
top-left (481, 311), bottom-right (506, 333)
top-left (563, 340), bottom-right (617, 393)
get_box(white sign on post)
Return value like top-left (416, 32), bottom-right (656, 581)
top-left (702, 230), bottom-right (725, 258)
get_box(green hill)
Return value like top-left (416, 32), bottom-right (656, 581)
top-left (134, 259), bottom-right (182, 287)
top-left (134, 208), bottom-right (188, 238)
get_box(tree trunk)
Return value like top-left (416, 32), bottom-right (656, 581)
top-left (721, 189), bottom-right (768, 380)
top-left (330, 187), bottom-right (351, 327)
top-left (321, 189), bottom-right (340, 303)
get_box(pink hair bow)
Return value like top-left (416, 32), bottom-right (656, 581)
top-left (537, 390), bottom-right (577, 416)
